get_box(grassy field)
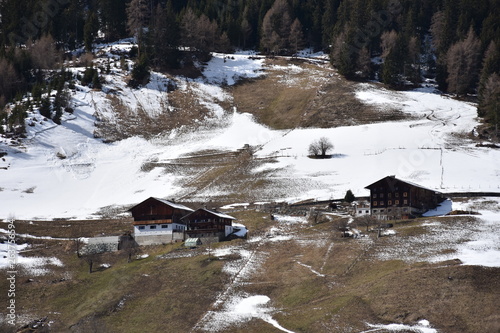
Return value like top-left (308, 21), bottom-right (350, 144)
top-left (231, 58), bottom-right (408, 130)
top-left (1, 212), bottom-right (499, 332)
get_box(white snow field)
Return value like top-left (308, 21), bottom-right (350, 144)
top-left (0, 44), bottom-right (499, 221)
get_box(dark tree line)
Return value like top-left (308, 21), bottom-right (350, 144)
top-left (0, 0), bottom-right (499, 133)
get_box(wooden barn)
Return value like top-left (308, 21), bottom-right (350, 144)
top-left (365, 176), bottom-right (443, 220)
top-left (129, 197), bottom-right (193, 245)
top-left (182, 208), bottom-right (236, 243)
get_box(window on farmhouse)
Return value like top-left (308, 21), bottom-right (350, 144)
top-left (388, 200), bottom-right (392, 205)
top-left (379, 201), bottom-right (384, 206)
top-left (395, 200), bottom-right (400, 205)
top-left (373, 201), bottom-right (378, 206)
top-left (150, 225), bottom-right (156, 229)
top-left (380, 193), bottom-right (384, 198)
top-left (139, 226), bottom-right (145, 230)
top-left (403, 200), bottom-right (408, 205)
top-left (373, 194), bottom-right (377, 199)
top-left (161, 225), bottom-right (168, 229)
top-left (388, 193), bottom-right (392, 198)
top-left (395, 192), bottom-right (399, 198)
top-left (403, 192), bottom-right (408, 197)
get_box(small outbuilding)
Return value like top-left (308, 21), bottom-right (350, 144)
top-left (184, 238), bottom-right (202, 247)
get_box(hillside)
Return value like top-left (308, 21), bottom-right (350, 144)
top-left (0, 39), bottom-right (499, 332)
top-left (0, 41), bottom-right (499, 220)
top-left (0, 197), bottom-right (499, 332)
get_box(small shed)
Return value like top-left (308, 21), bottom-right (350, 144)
top-left (184, 238), bottom-right (202, 247)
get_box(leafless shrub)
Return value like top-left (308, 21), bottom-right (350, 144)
top-left (28, 34), bottom-right (61, 69)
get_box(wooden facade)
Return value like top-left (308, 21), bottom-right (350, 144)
top-left (129, 197), bottom-right (194, 246)
top-left (129, 197), bottom-right (193, 226)
top-left (365, 176), bottom-right (442, 220)
top-left (182, 209), bottom-right (235, 241)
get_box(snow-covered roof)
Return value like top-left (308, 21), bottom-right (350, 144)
top-left (152, 197), bottom-right (194, 212)
top-left (365, 176), bottom-right (441, 194)
top-left (183, 208), bottom-right (236, 220)
top-left (129, 197), bottom-right (194, 212)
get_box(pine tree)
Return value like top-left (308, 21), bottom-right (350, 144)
top-left (344, 190), bottom-right (356, 203)
top-left (149, 2), bottom-right (180, 70)
top-left (84, 12), bottom-right (99, 52)
top-left (100, 0), bottom-right (128, 41)
top-left (39, 96), bottom-right (52, 119)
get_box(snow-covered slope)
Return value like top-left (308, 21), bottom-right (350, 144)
top-left (0, 45), bottom-right (499, 220)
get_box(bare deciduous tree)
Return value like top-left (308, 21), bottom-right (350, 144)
top-left (381, 30), bottom-right (398, 59)
top-left (446, 27), bottom-right (481, 95)
top-left (308, 137), bottom-right (334, 158)
top-left (355, 215), bottom-right (378, 232)
top-left (289, 18), bottom-right (305, 54)
top-left (430, 11), bottom-right (446, 53)
top-left (29, 34), bottom-right (61, 69)
top-left (181, 9), bottom-right (220, 54)
top-left (261, 0), bottom-right (292, 53)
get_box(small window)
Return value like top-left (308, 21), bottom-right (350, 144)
top-left (150, 225), bottom-right (157, 229)
top-left (403, 200), bottom-right (408, 205)
top-left (373, 209), bottom-right (377, 213)
top-left (395, 200), bottom-right (400, 205)
top-left (388, 209), bottom-right (392, 212)
top-left (138, 226), bottom-right (145, 230)
top-left (395, 192), bottom-right (399, 198)
top-left (358, 210), bottom-right (362, 214)
top-left (161, 225), bottom-right (168, 229)
top-left (380, 201), bottom-right (384, 206)
top-left (365, 210), bottom-right (369, 213)
top-left (388, 193), bottom-right (392, 198)
top-left (380, 193), bottom-right (384, 198)
top-left (380, 209), bottom-right (385, 213)
top-left (373, 201), bottom-right (378, 206)
top-left (373, 194), bottom-right (377, 199)
top-left (388, 200), bottom-right (392, 205)
top-left (403, 192), bottom-right (408, 197)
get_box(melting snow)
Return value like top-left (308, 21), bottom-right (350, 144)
top-left (363, 319), bottom-right (438, 333)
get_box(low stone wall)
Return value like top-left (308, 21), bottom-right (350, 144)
top-left (134, 232), bottom-right (185, 246)
top-left (85, 236), bottom-right (120, 254)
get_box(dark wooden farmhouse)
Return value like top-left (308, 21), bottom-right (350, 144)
top-left (129, 197), bottom-right (193, 245)
top-left (365, 176), bottom-right (443, 220)
top-left (182, 208), bottom-right (236, 243)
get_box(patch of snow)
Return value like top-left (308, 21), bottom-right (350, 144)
top-left (0, 242), bottom-right (64, 276)
top-left (220, 203), bottom-right (250, 209)
top-left (380, 229), bottom-right (396, 236)
top-left (377, 197), bottom-right (500, 268)
top-left (423, 199), bottom-right (452, 217)
top-left (232, 223), bottom-right (248, 238)
top-left (363, 319), bottom-right (438, 333)
top-left (202, 295), bottom-right (296, 333)
top-left (295, 261), bottom-right (326, 277)
top-left (203, 53), bottom-right (265, 86)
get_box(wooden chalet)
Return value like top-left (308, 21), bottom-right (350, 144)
top-left (182, 208), bottom-right (236, 242)
top-left (365, 176), bottom-right (443, 220)
top-left (129, 197), bottom-right (193, 245)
